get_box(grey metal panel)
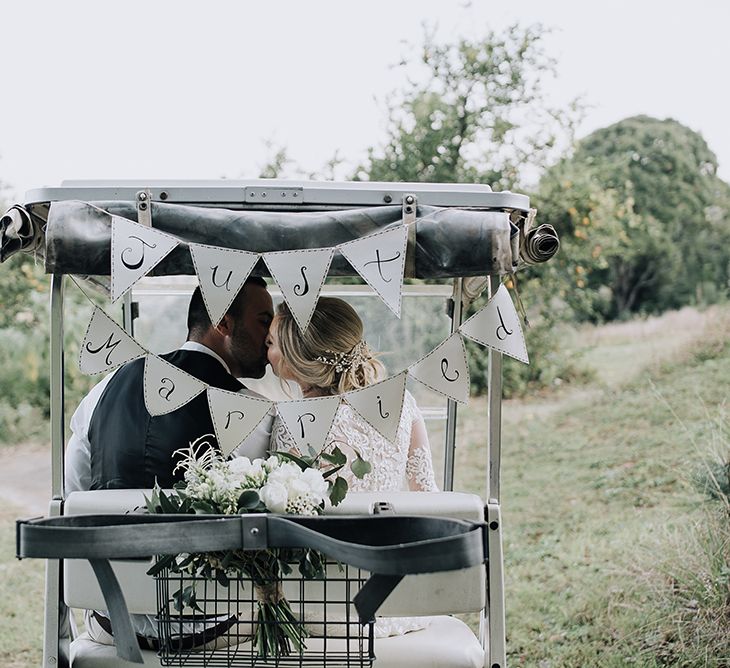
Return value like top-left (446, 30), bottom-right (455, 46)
top-left (24, 178), bottom-right (530, 211)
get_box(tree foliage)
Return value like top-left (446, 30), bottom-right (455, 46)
top-left (357, 24), bottom-right (578, 190)
top-left (355, 24), bottom-right (586, 395)
top-left (534, 116), bottom-right (730, 320)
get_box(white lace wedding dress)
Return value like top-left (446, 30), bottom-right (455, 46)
top-left (271, 390), bottom-right (439, 637)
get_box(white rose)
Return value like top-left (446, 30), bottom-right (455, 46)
top-left (259, 481), bottom-right (289, 513)
top-left (227, 457), bottom-right (252, 475)
top-left (286, 477), bottom-right (311, 501)
top-left (264, 455), bottom-right (280, 472)
top-left (268, 462), bottom-right (302, 485)
top-left (300, 468), bottom-right (328, 498)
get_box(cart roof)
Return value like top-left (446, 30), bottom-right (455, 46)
top-left (6, 179), bottom-right (545, 279)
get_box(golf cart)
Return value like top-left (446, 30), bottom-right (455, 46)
top-left (7, 179), bottom-right (558, 668)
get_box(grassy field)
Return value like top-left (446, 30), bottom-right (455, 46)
top-left (455, 305), bottom-right (730, 666)
top-left (1, 306), bottom-right (728, 666)
top-left (0, 506), bottom-right (44, 667)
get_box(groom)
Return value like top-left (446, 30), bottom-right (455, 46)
top-left (65, 277), bottom-right (275, 493)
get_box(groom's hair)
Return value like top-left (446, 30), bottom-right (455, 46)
top-left (187, 277), bottom-right (267, 338)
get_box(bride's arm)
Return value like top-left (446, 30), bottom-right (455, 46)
top-left (405, 398), bottom-right (439, 491)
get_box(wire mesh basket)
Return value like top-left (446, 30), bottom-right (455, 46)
top-left (154, 559), bottom-right (375, 667)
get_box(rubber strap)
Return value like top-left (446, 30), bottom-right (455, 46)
top-left (17, 513), bottom-right (487, 664)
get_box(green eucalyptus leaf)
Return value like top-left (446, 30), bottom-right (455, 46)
top-left (351, 455), bottom-right (372, 479)
top-left (274, 450), bottom-right (311, 471)
top-left (146, 554), bottom-right (175, 577)
top-left (329, 476), bottom-right (348, 506)
top-left (238, 489), bottom-right (261, 510)
top-left (321, 463), bottom-right (344, 479)
top-left (321, 446), bottom-right (347, 467)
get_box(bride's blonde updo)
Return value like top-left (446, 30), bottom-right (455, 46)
top-left (273, 297), bottom-right (385, 395)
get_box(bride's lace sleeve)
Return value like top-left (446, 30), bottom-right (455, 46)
top-left (404, 393), bottom-right (439, 491)
top-left (270, 413), bottom-right (297, 453)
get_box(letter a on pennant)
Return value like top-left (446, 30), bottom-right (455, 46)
top-left (190, 244), bottom-right (260, 326)
top-left (207, 388), bottom-right (273, 457)
top-left (111, 216), bottom-right (179, 303)
top-left (143, 354), bottom-right (207, 417)
top-left (408, 333), bottom-right (471, 404)
top-left (459, 284), bottom-right (529, 364)
top-left (263, 248), bottom-right (334, 331)
top-left (339, 225), bottom-right (408, 317)
top-left (276, 395), bottom-right (340, 453)
top-left (79, 307), bottom-right (147, 375)
top-left (344, 372), bottom-right (407, 443)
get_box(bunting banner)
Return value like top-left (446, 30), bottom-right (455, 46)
top-left (275, 395), bottom-right (341, 453)
top-left (459, 284), bottom-right (529, 364)
top-left (263, 248), bottom-right (335, 332)
top-left (189, 244), bottom-right (259, 326)
top-left (339, 224), bottom-right (408, 318)
top-left (110, 216), bottom-right (179, 303)
top-left (79, 306), bottom-right (147, 375)
top-left (408, 333), bottom-right (471, 404)
top-left (70, 286), bottom-right (532, 461)
top-left (143, 354), bottom-right (207, 417)
top-left (344, 372), bottom-right (407, 443)
top-left (207, 388), bottom-right (274, 457)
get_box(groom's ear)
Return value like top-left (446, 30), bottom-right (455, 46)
top-left (215, 313), bottom-right (234, 337)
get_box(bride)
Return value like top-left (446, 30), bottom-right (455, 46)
top-left (265, 297), bottom-right (438, 493)
top-left (266, 297), bottom-right (439, 637)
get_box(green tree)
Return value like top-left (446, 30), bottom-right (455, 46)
top-left (356, 25), bottom-right (586, 396)
top-left (542, 115), bottom-right (730, 318)
top-left (357, 24), bottom-right (578, 190)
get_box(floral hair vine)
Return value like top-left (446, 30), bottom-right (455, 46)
top-left (315, 340), bottom-right (370, 373)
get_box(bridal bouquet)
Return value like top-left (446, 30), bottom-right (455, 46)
top-left (146, 438), bottom-right (370, 659)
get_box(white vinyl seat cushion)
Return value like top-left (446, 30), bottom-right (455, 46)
top-left (70, 615), bottom-right (484, 668)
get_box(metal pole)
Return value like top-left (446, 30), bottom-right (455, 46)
top-left (486, 275), bottom-right (502, 503)
top-left (49, 274), bottom-right (65, 499)
top-left (44, 274), bottom-right (66, 668)
top-left (442, 278), bottom-right (463, 491)
top-left (485, 274), bottom-right (507, 667)
top-left (122, 291), bottom-right (135, 336)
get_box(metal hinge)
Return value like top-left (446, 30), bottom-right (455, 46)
top-left (135, 189), bottom-right (152, 226)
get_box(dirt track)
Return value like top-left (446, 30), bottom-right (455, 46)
top-left (0, 443), bottom-right (51, 516)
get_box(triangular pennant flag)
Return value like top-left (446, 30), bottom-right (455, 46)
top-left (344, 372), bottom-right (407, 443)
top-left (339, 225), bottom-right (408, 317)
top-left (207, 387), bottom-right (273, 457)
top-left (111, 215), bottom-right (179, 302)
top-left (263, 248), bottom-right (334, 331)
top-left (189, 244), bottom-right (260, 326)
top-left (143, 354), bottom-right (207, 416)
top-left (408, 333), bottom-right (471, 404)
top-left (276, 395), bottom-right (341, 453)
top-left (79, 307), bottom-right (148, 375)
top-left (459, 284), bottom-right (529, 364)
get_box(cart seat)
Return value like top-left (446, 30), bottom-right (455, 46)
top-left (70, 615), bottom-right (484, 668)
top-left (64, 490), bottom-right (487, 668)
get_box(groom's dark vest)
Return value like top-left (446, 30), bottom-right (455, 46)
top-left (88, 349), bottom-right (243, 490)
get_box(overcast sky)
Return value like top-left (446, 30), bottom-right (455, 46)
top-left (1, 0), bottom-right (728, 200)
